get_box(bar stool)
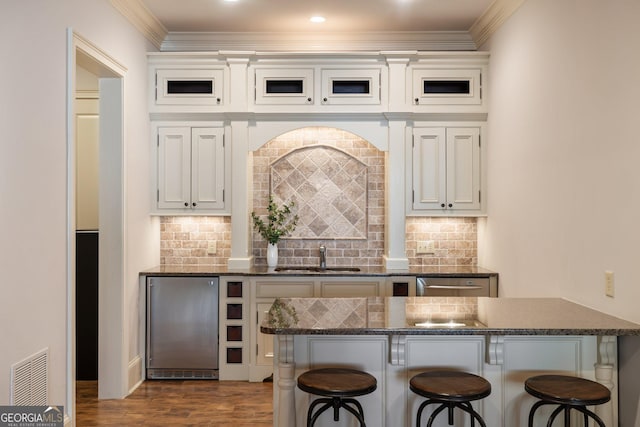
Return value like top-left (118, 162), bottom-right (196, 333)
top-left (297, 367), bottom-right (377, 427)
top-left (525, 374), bottom-right (610, 427)
top-left (410, 370), bottom-right (491, 427)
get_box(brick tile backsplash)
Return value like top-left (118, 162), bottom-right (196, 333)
top-left (160, 216), bottom-right (231, 266)
top-left (159, 127), bottom-right (478, 268)
top-left (406, 217), bottom-right (477, 267)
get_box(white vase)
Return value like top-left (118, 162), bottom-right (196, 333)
top-left (267, 243), bottom-right (278, 267)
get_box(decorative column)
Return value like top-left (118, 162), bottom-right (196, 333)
top-left (383, 55), bottom-right (411, 270)
top-left (276, 335), bottom-right (296, 427)
top-left (226, 56), bottom-right (253, 269)
top-left (595, 335), bottom-right (617, 426)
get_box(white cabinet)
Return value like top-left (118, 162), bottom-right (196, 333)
top-left (251, 65), bottom-right (386, 111)
top-left (320, 68), bottom-right (381, 105)
top-left (254, 68), bottom-right (315, 105)
top-left (407, 53), bottom-right (488, 114)
top-left (410, 127), bottom-right (483, 215)
top-left (256, 302), bottom-right (275, 367)
top-left (148, 53), bottom-right (229, 114)
top-left (411, 68), bottom-right (483, 107)
top-left (154, 125), bottom-right (227, 214)
top-left (154, 68), bottom-right (225, 108)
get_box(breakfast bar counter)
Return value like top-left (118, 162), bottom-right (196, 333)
top-left (261, 297), bottom-right (640, 427)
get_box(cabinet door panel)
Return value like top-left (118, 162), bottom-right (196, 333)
top-left (412, 68), bottom-right (482, 106)
top-left (320, 68), bottom-right (381, 105)
top-left (256, 302), bottom-right (274, 366)
top-left (191, 128), bottom-right (225, 210)
top-left (412, 128), bottom-right (446, 210)
top-left (156, 69), bottom-right (224, 106)
top-left (447, 128), bottom-right (481, 210)
top-left (254, 68), bottom-right (314, 105)
top-left (158, 127), bottom-right (191, 209)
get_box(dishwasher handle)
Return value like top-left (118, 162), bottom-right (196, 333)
top-left (425, 284), bottom-right (484, 290)
top-left (416, 277), bottom-right (484, 296)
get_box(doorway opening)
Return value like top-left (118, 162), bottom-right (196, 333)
top-left (67, 30), bottom-right (128, 419)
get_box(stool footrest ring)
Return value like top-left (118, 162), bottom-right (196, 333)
top-left (307, 397), bottom-right (366, 427)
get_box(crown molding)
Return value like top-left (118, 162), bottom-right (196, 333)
top-left (469, 0), bottom-right (525, 48)
top-left (113, 0), bottom-right (523, 53)
top-left (159, 31), bottom-right (478, 52)
top-left (110, 0), bottom-right (167, 49)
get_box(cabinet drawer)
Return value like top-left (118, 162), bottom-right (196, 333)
top-left (320, 281), bottom-right (382, 297)
top-left (255, 281), bottom-right (315, 298)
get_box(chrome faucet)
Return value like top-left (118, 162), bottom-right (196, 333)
top-left (319, 245), bottom-right (326, 270)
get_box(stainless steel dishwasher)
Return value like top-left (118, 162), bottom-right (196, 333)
top-left (146, 276), bottom-right (219, 379)
top-left (416, 276), bottom-right (498, 297)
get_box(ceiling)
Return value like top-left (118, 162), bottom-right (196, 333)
top-left (140, 0), bottom-right (495, 34)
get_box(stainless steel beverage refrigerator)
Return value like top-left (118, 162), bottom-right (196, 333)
top-left (146, 276), bottom-right (219, 379)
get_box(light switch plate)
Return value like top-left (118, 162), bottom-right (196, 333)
top-left (207, 241), bottom-right (217, 255)
top-left (605, 271), bottom-right (614, 297)
top-left (416, 240), bottom-right (435, 255)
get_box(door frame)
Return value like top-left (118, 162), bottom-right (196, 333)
top-left (66, 28), bottom-right (128, 420)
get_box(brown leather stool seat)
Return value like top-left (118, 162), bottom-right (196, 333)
top-left (297, 368), bottom-right (377, 427)
top-left (525, 374), bottom-right (610, 427)
top-left (409, 370), bottom-right (491, 427)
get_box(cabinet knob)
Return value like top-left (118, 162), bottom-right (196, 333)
top-left (307, 97), bottom-right (312, 103)
top-left (448, 203), bottom-right (453, 208)
top-left (415, 98), bottom-right (420, 104)
top-left (441, 203), bottom-right (446, 208)
top-left (216, 98), bottom-right (221, 104)
top-left (184, 202), bottom-right (189, 207)
top-left (323, 97), bottom-right (328, 103)
top-left (192, 202), bottom-right (197, 207)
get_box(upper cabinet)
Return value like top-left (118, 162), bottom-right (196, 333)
top-left (152, 125), bottom-right (229, 215)
top-left (155, 69), bottom-right (224, 107)
top-left (412, 68), bottom-right (482, 107)
top-left (409, 126), bottom-right (484, 216)
top-left (250, 63), bottom-right (387, 112)
top-left (408, 53), bottom-right (488, 115)
top-left (148, 54), bottom-right (229, 114)
top-left (254, 68), bottom-right (315, 105)
top-left (320, 68), bottom-right (381, 105)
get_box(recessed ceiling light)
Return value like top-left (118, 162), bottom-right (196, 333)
top-left (310, 16), bottom-right (326, 23)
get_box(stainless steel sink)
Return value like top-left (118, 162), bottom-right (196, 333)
top-left (274, 266), bottom-right (361, 272)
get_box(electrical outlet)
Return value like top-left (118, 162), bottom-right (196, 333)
top-left (605, 271), bottom-right (614, 297)
top-left (416, 240), bottom-right (435, 255)
top-left (207, 241), bottom-right (217, 255)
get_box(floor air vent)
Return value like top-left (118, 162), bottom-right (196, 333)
top-left (11, 348), bottom-right (49, 405)
top-left (147, 369), bottom-right (218, 380)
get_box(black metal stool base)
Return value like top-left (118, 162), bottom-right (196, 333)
top-left (417, 398), bottom-right (487, 427)
top-left (528, 400), bottom-right (607, 427)
top-left (524, 375), bottom-right (611, 427)
top-left (307, 396), bottom-right (366, 427)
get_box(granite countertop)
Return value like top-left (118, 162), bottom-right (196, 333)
top-left (140, 264), bottom-right (498, 277)
top-left (260, 297), bottom-right (640, 336)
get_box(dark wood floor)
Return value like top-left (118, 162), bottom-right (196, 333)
top-left (76, 380), bottom-right (273, 426)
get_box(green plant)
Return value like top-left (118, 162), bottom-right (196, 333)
top-left (265, 298), bottom-right (299, 328)
top-left (251, 195), bottom-right (299, 244)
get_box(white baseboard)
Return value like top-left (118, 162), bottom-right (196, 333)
top-left (127, 355), bottom-right (144, 394)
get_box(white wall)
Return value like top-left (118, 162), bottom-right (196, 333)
top-left (479, 0), bottom-right (640, 322)
top-left (0, 0), bottom-right (159, 414)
